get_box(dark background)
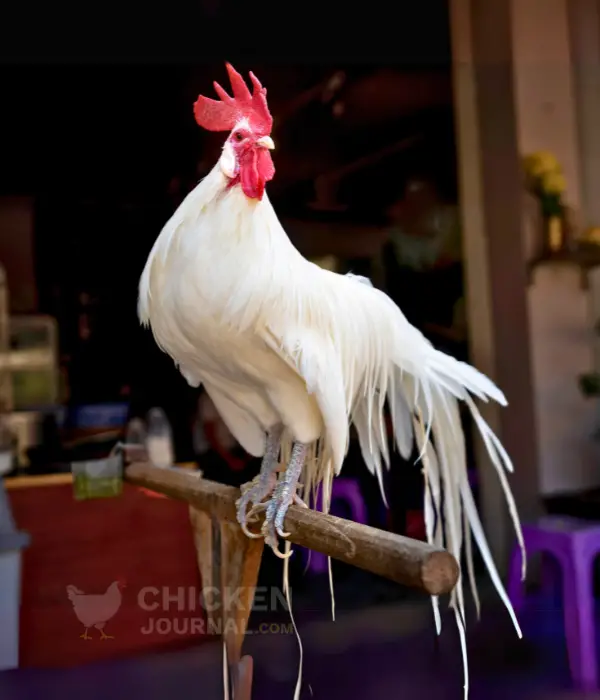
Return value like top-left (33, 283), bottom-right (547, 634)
top-left (0, 1), bottom-right (459, 530)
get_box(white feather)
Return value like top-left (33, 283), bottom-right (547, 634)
top-left (219, 141), bottom-right (237, 179)
top-left (139, 157), bottom-right (525, 697)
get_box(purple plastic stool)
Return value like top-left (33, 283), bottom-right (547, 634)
top-left (508, 516), bottom-right (600, 691)
top-left (300, 477), bottom-right (368, 574)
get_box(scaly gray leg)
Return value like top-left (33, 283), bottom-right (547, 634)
top-left (236, 424), bottom-right (283, 537)
top-left (262, 442), bottom-right (308, 556)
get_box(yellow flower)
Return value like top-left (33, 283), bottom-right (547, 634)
top-left (524, 151), bottom-right (561, 178)
top-left (584, 227), bottom-right (600, 245)
top-left (540, 171), bottom-right (567, 195)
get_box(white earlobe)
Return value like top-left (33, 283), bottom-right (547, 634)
top-left (219, 142), bottom-right (237, 179)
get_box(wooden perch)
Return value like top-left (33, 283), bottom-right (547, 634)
top-left (125, 462), bottom-right (459, 597)
top-left (126, 461), bottom-right (459, 698)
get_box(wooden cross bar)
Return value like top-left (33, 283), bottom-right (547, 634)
top-left (125, 461), bottom-right (459, 698)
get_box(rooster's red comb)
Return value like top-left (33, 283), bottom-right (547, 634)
top-left (193, 63), bottom-right (273, 137)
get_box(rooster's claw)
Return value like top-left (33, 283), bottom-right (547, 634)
top-left (236, 474), bottom-right (277, 538)
top-left (261, 484), bottom-right (307, 558)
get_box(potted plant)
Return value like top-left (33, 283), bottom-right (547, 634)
top-left (523, 151), bottom-right (568, 254)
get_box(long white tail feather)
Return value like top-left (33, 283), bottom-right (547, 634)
top-left (416, 413), bottom-right (443, 635)
top-left (340, 345), bottom-right (523, 696)
top-left (430, 354), bottom-right (507, 406)
top-left (389, 377), bottom-right (413, 459)
top-left (464, 505), bottom-right (481, 621)
top-left (430, 391), bottom-right (478, 622)
top-left (466, 397), bottom-right (525, 580)
top-left (278, 323), bottom-right (520, 699)
top-left (460, 479), bottom-right (523, 638)
top-left (327, 553), bottom-right (336, 622)
top-left (352, 400), bottom-right (389, 507)
top-left (455, 606), bottom-right (469, 700)
top-left (429, 396), bottom-right (471, 700)
top-left (464, 395), bottom-right (515, 474)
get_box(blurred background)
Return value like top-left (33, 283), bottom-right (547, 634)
top-left (3, 0), bottom-right (600, 697)
top-left (0, 60), bottom-right (464, 511)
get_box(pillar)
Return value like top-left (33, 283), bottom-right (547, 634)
top-left (450, 0), bottom-right (541, 567)
top-left (568, 0), bottom-right (600, 229)
top-left (452, 0), bottom-right (600, 558)
top-left (511, 0), bottom-right (582, 211)
top-left (568, 0), bottom-right (600, 375)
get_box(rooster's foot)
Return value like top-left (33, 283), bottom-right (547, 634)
top-left (261, 484), bottom-right (307, 557)
top-left (236, 424), bottom-right (284, 538)
top-left (100, 631), bottom-right (114, 640)
top-left (260, 442), bottom-right (309, 558)
top-left (236, 474), bottom-right (278, 538)
top-left (80, 630), bottom-right (92, 640)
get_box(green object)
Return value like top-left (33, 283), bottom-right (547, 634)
top-left (12, 371), bottom-right (55, 409)
top-left (539, 192), bottom-right (563, 218)
top-left (72, 454), bottom-right (123, 501)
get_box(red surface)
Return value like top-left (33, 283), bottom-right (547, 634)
top-left (405, 510), bottom-right (426, 541)
top-left (9, 482), bottom-right (205, 668)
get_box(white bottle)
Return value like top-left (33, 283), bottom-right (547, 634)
top-left (145, 408), bottom-right (174, 469)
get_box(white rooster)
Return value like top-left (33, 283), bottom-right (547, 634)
top-left (138, 63), bottom-right (524, 695)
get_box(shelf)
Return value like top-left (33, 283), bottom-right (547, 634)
top-left (527, 247), bottom-right (600, 288)
top-left (0, 349), bottom-right (55, 372)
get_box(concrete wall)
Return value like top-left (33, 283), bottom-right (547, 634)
top-left (511, 0), bottom-right (582, 208)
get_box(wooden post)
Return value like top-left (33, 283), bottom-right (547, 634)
top-left (189, 508), bottom-right (219, 631)
top-left (189, 506), bottom-right (263, 696)
top-left (127, 461), bottom-right (460, 699)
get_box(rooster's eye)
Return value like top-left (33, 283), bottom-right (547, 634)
top-left (234, 132), bottom-right (244, 141)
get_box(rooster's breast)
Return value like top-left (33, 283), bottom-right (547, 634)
top-left (141, 189), bottom-right (325, 442)
top-left (148, 274), bottom-right (322, 442)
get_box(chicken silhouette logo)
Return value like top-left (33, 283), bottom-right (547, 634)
top-left (66, 579), bottom-right (126, 640)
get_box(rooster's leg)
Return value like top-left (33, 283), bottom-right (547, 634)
top-left (236, 424), bottom-right (283, 536)
top-left (262, 441), bottom-right (308, 556)
top-left (100, 630), bottom-right (114, 640)
top-left (80, 629), bottom-right (92, 640)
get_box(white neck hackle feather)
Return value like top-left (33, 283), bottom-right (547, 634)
top-left (138, 139), bottom-right (525, 700)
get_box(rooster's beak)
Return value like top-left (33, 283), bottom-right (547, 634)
top-left (256, 136), bottom-right (275, 150)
